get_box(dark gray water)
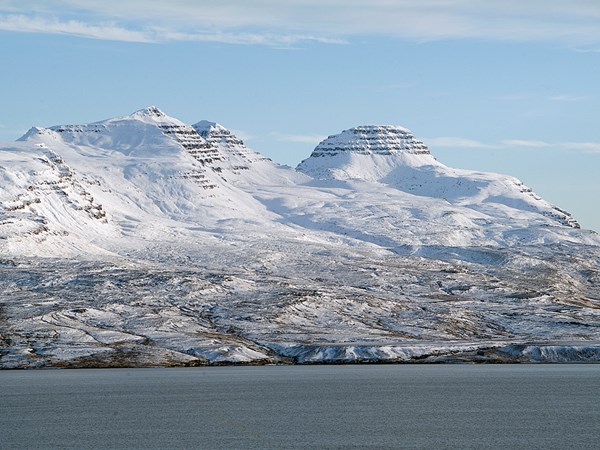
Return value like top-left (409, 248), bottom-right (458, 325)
top-left (1, 365), bottom-right (599, 449)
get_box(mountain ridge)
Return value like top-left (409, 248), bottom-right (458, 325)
top-left (298, 125), bottom-right (580, 229)
top-left (1, 107), bottom-right (599, 367)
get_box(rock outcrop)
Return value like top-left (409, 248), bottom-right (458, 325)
top-left (306, 125), bottom-right (430, 157)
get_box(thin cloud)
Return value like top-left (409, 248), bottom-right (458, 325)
top-left (270, 132), bottom-right (327, 145)
top-left (0, 14), bottom-right (153, 42)
top-left (496, 94), bottom-right (588, 103)
top-left (426, 137), bottom-right (496, 149)
top-left (548, 94), bottom-right (588, 102)
top-left (0, 14), bottom-right (345, 45)
top-left (572, 46), bottom-right (600, 53)
top-left (502, 139), bottom-right (551, 148)
top-left (428, 137), bottom-right (600, 153)
top-left (503, 139), bottom-right (600, 153)
top-left (3, 1), bottom-right (600, 45)
top-left (160, 30), bottom-right (345, 46)
top-left (560, 142), bottom-right (600, 153)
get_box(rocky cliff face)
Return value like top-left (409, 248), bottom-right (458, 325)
top-left (194, 121), bottom-right (260, 161)
top-left (193, 120), bottom-right (269, 175)
top-left (296, 125), bottom-right (440, 182)
top-left (307, 125), bottom-right (430, 157)
top-left (193, 120), bottom-right (308, 186)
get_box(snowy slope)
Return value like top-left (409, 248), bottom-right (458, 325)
top-left (293, 125), bottom-right (587, 251)
top-left (298, 125), bottom-right (578, 226)
top-left (0, 142), bottom-right (116, 256)
top-left (1, 109), bottom-right (599, 367)
top-left (2, 112), bottom-right (597, 257)
top-left (2, 107), bottom-right (292, 257)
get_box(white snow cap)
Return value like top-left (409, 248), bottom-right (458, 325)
top-left (312, 125), bottom-right (430, 157)
top-left (119, 106), bottom-right (188, 127)
top-left (17, 126), bottom-right (60, 142)
top-left (296, 124), bottom-right (438, 181)
top-left (193, 120), bottom-right (227, 133)
top-left (130, 105), bottom-right (167, 119)
top-left (192, 119), bottom-right (247, 148)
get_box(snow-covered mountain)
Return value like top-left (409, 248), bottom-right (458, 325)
top-left (1, 108), bottom-right (599, 367)
top-left (298, 125), bottom-right (579, 229)
top-left (3, 107), bottom-right (295, 257)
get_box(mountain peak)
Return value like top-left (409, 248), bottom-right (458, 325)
top-left (130, 106), bottom-right (167, 119)
top-left (17, 126), bottom-right (61, 142)
top-left (124, 106), bottom-right (188, 126)
top-left (193, 120), bottom-right (226, 133)
top-left (296, 124), bottom-right (437, 181)
top-left (192, 120), bottom-right (246, 152)
top-left (312, 125), bottom-right (430, 157)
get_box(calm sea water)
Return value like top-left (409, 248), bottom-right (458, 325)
top-left (1, 365), bottom-right (599, 449)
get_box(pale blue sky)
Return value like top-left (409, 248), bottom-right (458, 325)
top-left (1, 1), bottom-right (599, 230)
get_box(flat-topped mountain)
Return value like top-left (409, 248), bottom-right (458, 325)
top-left (304, 125), bottom-right (430, 156)
top-left (0, 108), bottom-right (599, 368)
top-left (298, 125), bottom-right (579, 229)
